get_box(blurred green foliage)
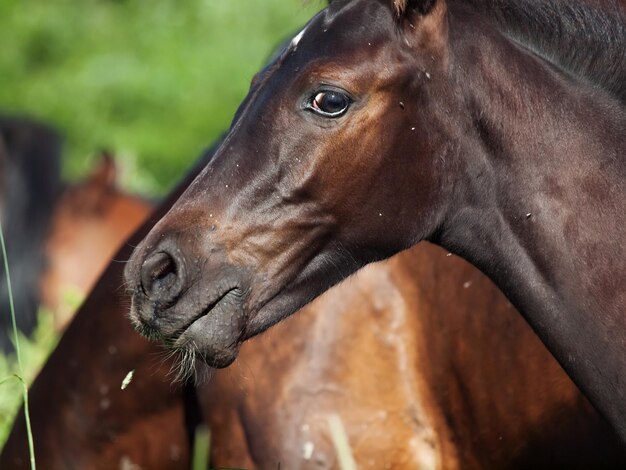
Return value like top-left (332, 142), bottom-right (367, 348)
top-left (0, 0), bottom-right (323, 195)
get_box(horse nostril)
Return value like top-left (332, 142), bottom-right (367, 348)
top-left (140, 251), bottom-right (181, 298)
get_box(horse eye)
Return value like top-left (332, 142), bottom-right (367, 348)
top-left (308, 90), bottom-right (351, 117)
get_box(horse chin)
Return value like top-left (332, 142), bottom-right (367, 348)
top-left (172, 304), bottom-right (244, 369)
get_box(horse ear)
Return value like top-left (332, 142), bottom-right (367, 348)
top-left (89, 150), bottom-right (117, 190)
top-left (392, 0), bottom-right (448, 63)
top-left (392, 0), bottom-right (437, 16)
top-left (64, 150), bottom-right (117, 214)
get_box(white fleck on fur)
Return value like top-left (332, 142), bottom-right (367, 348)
top-left (291, 24), bottom-right (309, 49)
top-left (302, 441), bottom-right (315, 460)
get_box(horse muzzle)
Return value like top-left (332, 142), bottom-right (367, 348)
top-left (125, 232), bottom-right (249, 368)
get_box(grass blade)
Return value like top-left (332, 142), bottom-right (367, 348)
top-left (0, 220), bottom-right (36, 469)
top-left (192, 424), bottom-right (211, 470)
top-left (327, 414), bottom-right (356, 470)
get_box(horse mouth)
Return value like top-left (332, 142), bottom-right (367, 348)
top-left (171, 287), bottom-right (239, 342)
top-left (165, 286), bottom-right (244, 369)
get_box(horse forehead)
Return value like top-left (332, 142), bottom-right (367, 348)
top-left (293, 0), bottom-right (392, 52)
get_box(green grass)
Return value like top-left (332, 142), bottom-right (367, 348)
top-left (0, 311), bottom-right (58, 450)
top-left (0, 0), bottom-right (324, 195)
top-left (0, 221), bottom-right (54, 468)
top-left (192, 424), bottom-right (211, 470)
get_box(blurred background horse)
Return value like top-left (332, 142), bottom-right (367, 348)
top-left (0, 118), bottom-right (152, 343)
top-left (41, 150), bottom-right (153, 330)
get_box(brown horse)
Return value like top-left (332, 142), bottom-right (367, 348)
top-left (41, 151), bottom-right (153, 330)
top-left (1, 152), bottom-right (195, 469)
top-left (205, 243), bottom-right (624, 469)
top-left (3, 149), bottom-right (624, 468)
top-left (124, 0), bottom-right (626, 440)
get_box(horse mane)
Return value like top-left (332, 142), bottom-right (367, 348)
top-left (0, 117), bottom-right (61, 351)
top-left (369, 0), bottom-right (625, 101)
top-left (457, 0), bottom-right (626, 103)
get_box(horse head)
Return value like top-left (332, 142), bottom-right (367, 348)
top-left (124, 0), bottom-right (462, 368)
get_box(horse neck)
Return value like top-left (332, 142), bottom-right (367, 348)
top-left (437, 11), bottom-right (626, 439)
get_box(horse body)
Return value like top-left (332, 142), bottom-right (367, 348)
top-left (205, 243), bottom-right (624, 469)
top-left (124, 0), bottom-right (626, 440)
